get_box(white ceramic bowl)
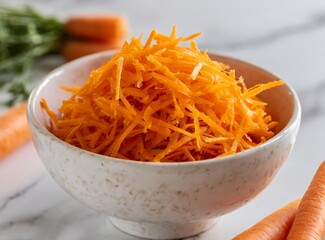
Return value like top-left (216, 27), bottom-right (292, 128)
top-left (27, 51), bottom-right (301, 239)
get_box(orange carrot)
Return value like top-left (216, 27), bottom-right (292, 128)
top-left (65, 15), bottom-right (128, 42)
top-left (232, 199), bottom-right (300, 240)
top-left (62, 39), bottom-right (123, 61)
top-left (287, 161), bottom-right (325, 240)
top-left (0, 102), bottom-right (31, 159)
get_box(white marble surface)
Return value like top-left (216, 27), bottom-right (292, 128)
top-left (0, 0), bottom-right (325, 239)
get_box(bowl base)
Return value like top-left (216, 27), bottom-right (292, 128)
top-left (109, 217), bottom-right (218, 239)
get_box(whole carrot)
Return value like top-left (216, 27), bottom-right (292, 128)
top-left (65, 15), bottom-right (128, 42)
top-left (0, 102), bottom-right (31, 159)
top-left (287, 161), bottom-right (325, 240)
top-left (62, 39), bottom-right (123, 61)
top-left (232, 199), bottom-right (300, 240)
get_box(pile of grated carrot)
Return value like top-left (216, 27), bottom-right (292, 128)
top-left (41, 27), bottom-right (284, 162)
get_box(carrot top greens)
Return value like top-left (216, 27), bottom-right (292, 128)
top-left (41, 27), bottom-right (283, 162)
top-left (0, 6), bottom-right (65, 106)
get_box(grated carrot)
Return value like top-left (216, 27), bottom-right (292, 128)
top-left (41, 28), bottom-right (284, 162)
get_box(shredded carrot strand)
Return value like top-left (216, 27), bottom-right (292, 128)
top-left (115, 56), bottom-right (124, 100)
top-left (41, 28), bottom-right (283, 162)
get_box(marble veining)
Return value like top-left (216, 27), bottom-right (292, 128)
top-left (298, 80), bottom-right (325, 123)
top-left (202, 12), bottom-right (325, 50)
top-left (0, 179), bottom-right (40, 214)
top-left (0, 0), bottom-right (324, 239)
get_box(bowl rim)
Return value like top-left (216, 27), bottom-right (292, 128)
top-left (27, 50), bottom-right (301, 167)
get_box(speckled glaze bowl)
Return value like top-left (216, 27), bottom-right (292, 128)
top-left (27, 51), bottom-right (301, 239)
